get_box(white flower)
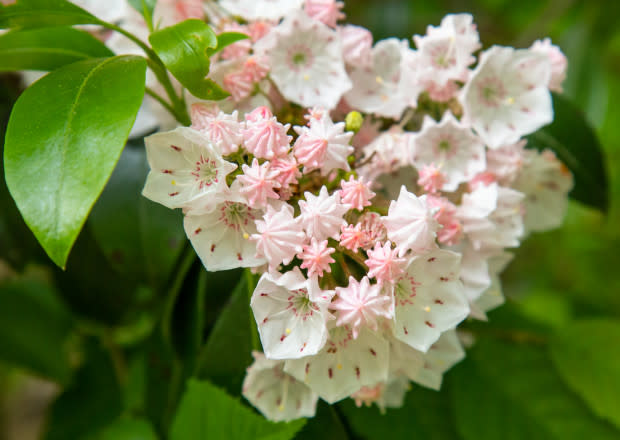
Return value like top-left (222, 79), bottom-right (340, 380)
top-left (298, 186), bottom-right (349, 241)
top-left (251, 268), bottom-right (333, 360)
top-left (143, 127), bottom-right (237, 213)
top-left (461, 45), bottom-right (552, 148)
top-left (391, 249), bottom-right (469, 352)
top-left (530, 38), bottom-right (567, 93)
top-left (220, 0), bottom-right (304, 20)
top-left (458, 183), bottom-right (525, 250)
top-left (410, 113), bottom-right (486, 191)
top-left (383, 186), bottom-right (438, 257)
top-left (284, 326), bottom-right (389, 403)
top-left (473, 251), bottom-right (513, 316)
top-left (255, 11), bottom-right (352, 109)
top-left (357, 130), bottom-right (412, 183)
top-left (413, 13), bottom-right (480, 87)
top-left (345, 39), bottom-right (417, 119)
top-left (184, 184), bottom-right (266, 271)
top-left (242, 352), bottom-right (318, 422)
top-left (513, 149), bottom-right (573, 233)
top-left (410, 330), bottom-right (465, 390)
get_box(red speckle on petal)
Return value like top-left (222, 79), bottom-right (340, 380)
top-left (260, 293), bottom-right (268, 297)
top-left (237, 253), bottom-right (243, 261)
top-left (328, 368), bottom-right (333, 379)
top-left (355, 366), bottom-right (360, 379)
top-left (280, 334), bottom-right (287, 342)
top-left (403, 326), bottom-right (409, 335)
top-left (440, 276), bottom-right (449, 282)
top-left (163, 169), bottom-right (173, 174)
top-left (369, 348), bottom-right (377, 356)
top-left (425, 321), bottom-right (435, 328)
top-left (428, 257), bottom-right (436, 262)
top-left (434, 299), bottom-right (444, 305)
top-left (210, 244), bottom-right (216, 252)
top-left (305, 363), bottom-right (310, 375)
top-left (262, 317), bottom-right (268, 324)
top-left (194, 228), bottom-right (202, 234)
top-left (169, 192), bottom-right (179, 197)
top-left (171, 145), bottom-right (182, 151)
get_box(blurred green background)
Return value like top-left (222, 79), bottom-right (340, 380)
top-left (1, 0), bottom-right (619, 438)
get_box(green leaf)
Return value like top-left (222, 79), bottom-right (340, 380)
top-left (339, 384), bottom-right (461, 440)
top-left (89, 143), bottom-right (185, 288)
top-left (207, 32), bottom-right (250, 57)
top-left (0, 26), bottom-right (113, 72)
top-left (295, 402), bottom-right (349, 440)
top-left (0, 0), bottom-right (100, 30)
top-left (170, 379), bottom-right (305, 440)
top-left (149, 19), bottom-right (228, 100)
top-left (451, 338), bottom-right (620, 440)
top-left (4, 55), bottom-right (147, 269)
top-left (91, 418), bottom-right (159, 440)
top-left (44, 341), bottom-right (123, 440)
top-left (550, 319), bottom-right (620, 430)
top-left (0, 280), bottom-right (73, 383)
top-left (527, 93), bottom-right (609, 212)
top-left (127, 0), bottom-right (156, 30)
top-left (195, 276), bottom-right (253, 395)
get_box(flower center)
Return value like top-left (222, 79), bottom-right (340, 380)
top-left (290, 288), bottom-right (318, 320)
top-left (477, 77), bottom-right (506, 108)
top-left (394, 274), bottom-right (419, 306)
top-left (287, 44), bottom-right (313, 71)
top-left (192, 154), bottom-right (219, 189)
top-left (220, 202), bottom-right (255, 232)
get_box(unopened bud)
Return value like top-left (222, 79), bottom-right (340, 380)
top-left (345, 111), bottom-right (363, 133)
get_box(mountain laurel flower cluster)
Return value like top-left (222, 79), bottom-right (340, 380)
top-left (140, 0), bottom-right (572, 422)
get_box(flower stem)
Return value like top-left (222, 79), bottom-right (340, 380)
top-left (245, 269), bottom-right (261, 352)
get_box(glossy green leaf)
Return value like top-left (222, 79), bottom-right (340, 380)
top-left (4, 55), bottom-right (147, 269)
top-left (451, 338), bottom-right (619, 440)
top-left (340, 384), bottom-right (461, 440)
top-left (45, 341), bottom-right (123, 440)
top-left (0, 280), bottom-right (73, 383)
top-left (207, 32), bottom-right (250, 57)
top-left (0, 27), bottom-right (113, 72)
top-left (195, 276), bottom-right (253, 395)
top-left (550, 319), bottom-right (620, 430)
top-left (149, 19), bottom-right (228, 100)
top-left (0, 0), bottom-right (100, 29)
top-left (170, 380), bottom-right (305, 440)
top-left (90, 418), bottom-right (159, 440)
top-left (89, 144), bottom-right (185, 288)
top-left (527, 93), bottom-right (609, 212)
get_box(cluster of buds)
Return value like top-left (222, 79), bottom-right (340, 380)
top-left (140, 0), bottom-right (573, 421)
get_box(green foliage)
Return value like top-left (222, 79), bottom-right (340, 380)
top-left (340, 384), bottom-right (460, 439)
top-left (127, 0), bottom-right (156, 30)
top-left (4, 55), bottom-right (146, 268)
top-left (170, 379), bottom-right (305, 440)
top-left (89, 144), bottom-right (185, 288)
top-left (0, 27), bottom-right (113, 72)
top-left (0, 280), bottom-right (73, 384)
top-left (295, 402), bottom-right (349, 440)
top-left (149, 19), bottom-right (228, 100)
top-left (89, 418), bottom-right (159, 440)
top-left (550, 319), bottom-right (620, 430)
top-left (528, 92), bottom-right (609, 212)
top-left (195, 275), bottom-right (254, 395)
top-left (207, 31), bottom-right (250, 57)
top-left (44, 341), bottom-right (123, 440)
top-left (451, 337), bottom-right (619, 440)
top-left (0, 0), bottom-right (100, 29)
